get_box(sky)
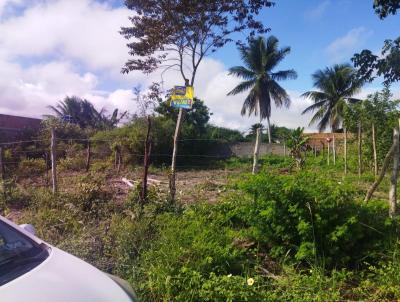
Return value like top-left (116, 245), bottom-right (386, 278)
top-left (0, 0), bottom-right (399, 133)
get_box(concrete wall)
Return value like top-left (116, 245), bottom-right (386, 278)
top-left (229, 142), bottom-right (284, 157)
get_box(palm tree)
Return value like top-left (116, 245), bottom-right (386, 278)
top-left (248, 123), bottom-right (264, 138)
top-left (227, 36), bottom-right (297, 173)
top-left (302, 64), bottom-right (364, 165)
top-left (48, 96), bottom-right (127, 130)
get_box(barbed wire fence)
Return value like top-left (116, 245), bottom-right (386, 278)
top-left (0, 131), bottom-right (285, 197)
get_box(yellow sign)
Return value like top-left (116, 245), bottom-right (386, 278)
top-left (170, 86), bottom-right (194, 109)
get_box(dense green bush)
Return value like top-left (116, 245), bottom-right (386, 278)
top-left (6, 151), bottom-right (400, 301)
top-left (225, 172), bottom-right (396, 267)
top-left (126, 171), bottom-right (399, 301)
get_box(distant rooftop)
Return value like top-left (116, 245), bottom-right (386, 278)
top-left (0, 114), bottom-right (42, 142)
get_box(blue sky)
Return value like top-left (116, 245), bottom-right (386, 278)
top-left (211, 0), bottom-right (400, 91)
top-left (0, 0), bottom-right (398, 132)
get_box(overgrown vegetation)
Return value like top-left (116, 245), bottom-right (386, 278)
top-left (2, 153), bottom-right (400, 301)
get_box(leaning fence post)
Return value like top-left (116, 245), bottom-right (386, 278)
top-left (85, 140), bottom-right (91, 172)
top-left (0, 147), bottom-right (5, 196)
top-left (51, 128), bottom-right (57, 194)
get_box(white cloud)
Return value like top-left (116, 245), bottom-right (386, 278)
top-left (0, 0), bottom-right (131, 70)
top-left (304, 0), bottom-right (330, 19)
top-left (325, 27), bottom-right (373, 62)
top-left (0, 0), bottom-right (322, 133)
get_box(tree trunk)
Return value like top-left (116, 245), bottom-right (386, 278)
top-left (344, 127), bottom-right (347, 174)
top-left (267, 116), bottom-right (272, 144)
top-left (358, 122), bottom-right (362, 177)
top-left (169, 108), bottom-right (184, 201)
top-left (389, 126), bottom-right (399, 218)
top-left (372, 123), bottom-right (378, 177)
top-left (252, 126), bottom-right (261, 174)
top-left (364, 143), bottom-right (395, 202)
top-left (332, 132), bottom-right (336, 165)
top-left (141, 116), bottom-right (152, 204)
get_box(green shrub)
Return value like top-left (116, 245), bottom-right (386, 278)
top-left (352, 247), bottom-right (400, 301)
top-left (223, 172), bottom-right (396, 267)
top-left (269, 266), bottom-right (349, 302)
top-left (18, 158), bottom-right (47, 176)
top-left (132, 205), bottom-right (256, 301)
top-left (58, 157), bottom-right (86, 172)
top-left (91, 160), bottom-right (112, 173)
top-left (69, 174), bottom-right (111, 215)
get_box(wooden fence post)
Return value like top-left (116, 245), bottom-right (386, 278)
top-left (283, 139), bottom-right (286, 157)
top-left (389, 126), bottom-right (400, 217)
top-left (0, 147), bottom-right (5, 196)
top-left (344, 127), bottom-right (347, 175)
top-left (85, 140), bottom-right (91, 172)
top-left (327, 141), bottom-right (330, 165)
top-left (51, 128), bottom-right (58, 194)
top-left (358, 122), bottom-right (362, 178)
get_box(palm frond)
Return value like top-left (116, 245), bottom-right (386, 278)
top-left (302, 99), bottom-right (328, 114)
top-left (268, 80), bottom-right (290, 108)
top-left (228, 66), bottom-right (256, 80)
top-left (271, 69), bottom-right (298, 81)
top-left (241, 89), bottom-right (258, 117)
top-left (227, 79), bottom-right (256, 96)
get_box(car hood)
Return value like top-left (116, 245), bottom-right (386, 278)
top-left (0, 246), bottom-right (133, 302)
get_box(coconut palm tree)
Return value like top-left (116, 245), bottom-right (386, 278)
top-left (227, 36), bottom-right (297, 173)
top-left (302, 64), bottom-right (364, 164)
top-left (48, 96), bottom-right (127, 130)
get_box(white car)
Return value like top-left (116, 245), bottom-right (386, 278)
top-left (0, 215), bottom-right (138, 302)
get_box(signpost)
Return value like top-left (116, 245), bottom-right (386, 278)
top-left (169, 83), bottom-right (194, 201)
top-left (170, 86), bottom-right (194, 109)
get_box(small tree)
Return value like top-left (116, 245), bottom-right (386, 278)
top-left (121, 0), bottom-right (275, 200)
top-left (286, 127), bottom-right (309, 170)
top-left (134, 83), bottom-right (162, 205)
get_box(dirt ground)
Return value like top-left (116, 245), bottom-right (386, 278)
top-left (13, 165), bottom-right (249, 208)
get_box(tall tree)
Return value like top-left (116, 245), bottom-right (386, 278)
top-left (352, 37), bottom-right (400, 85)
top-left (373, 0), bottom-right (400, 18)
top-left (302, 64), bottom-right (364, 165)
top-left (227, 36), bottom-right (297, 172)
top-left (121, 0), bottom-right (275, 200)
top-left (357, 1), bottom-right (400, 216)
